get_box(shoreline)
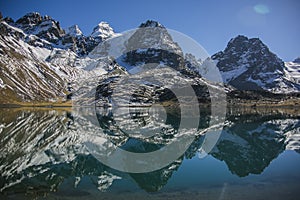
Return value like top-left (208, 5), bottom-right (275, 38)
top-left (1, 100), bottom-right (300, 109)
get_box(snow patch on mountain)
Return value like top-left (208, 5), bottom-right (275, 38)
top-left (284, 59), bottom-right (300, 84)
top-left (90, 22), bottom-right (115, 40)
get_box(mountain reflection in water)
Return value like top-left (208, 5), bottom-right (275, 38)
top-left (0, 107), bottom-right (300, 199)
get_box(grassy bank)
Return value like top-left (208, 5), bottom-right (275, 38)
top-left (0, 101), bottom-right (72, 108)
top-left (0, 98), bottom-right (300, 109)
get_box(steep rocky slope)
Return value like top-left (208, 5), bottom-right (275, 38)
top-left (212, 35), bottom-right (300, 93)
top-left (0, 13), bottom-right (299, 105)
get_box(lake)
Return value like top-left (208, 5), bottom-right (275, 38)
top-left (0, 106), bottom-right (300, 199)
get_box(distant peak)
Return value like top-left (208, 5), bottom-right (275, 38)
top-left (24, 12), bottom-right (42, 18)
top-left (90, 21), bottom-right (114, 39)
top-left (16, 12), bottom-right (43, 25)
top-left (66, 25), bottom-right (83, 37)
top-left (97, 21), bottom-right (110, 26)
top-left (139, 20), bottom-right (164, 28)
top-left (228, 35), bottom-right (249, 44)
top-left (92, 21), bottom-right (112, 30)
top-left (229, 35), bottom-right (265, 45)
top-left (293, 57), bottom-right (300, 63)
top-left (225, 35), bottom-right (267, 52)
top-left (15, 12), bottom-right (56, 26)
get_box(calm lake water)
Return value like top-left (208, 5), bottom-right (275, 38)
top-left (0, 107), bottom-right (300, 200)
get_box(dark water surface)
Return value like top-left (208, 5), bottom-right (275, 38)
top-left (0, 107), bottom-right (300, 199)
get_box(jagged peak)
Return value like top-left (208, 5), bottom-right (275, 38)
top-left (3, 17), bottom-right (14, 24)
top-left (90, 21), bottom-right (114, 39)
top-left (23, 12), bottom-right (42, 18)
top-left (13, 12), bottom-right (65, 44)
top-left (225, 35), bottom-right (269, 54)
top-left (139, 20), bottom-right (164, 28)
top-left (93, 21), bottom-right (110, 28)
top-left (15, 12), bottom-right (61, 27)
top-left (20, 12), bottom-right (52, 20)
top-left (16, 12), bottom-right (43, 25)
top-left (66, 24), bottom-right (83, 37)
top-left (228, 35), bottom-right (248, 44)
top-left (228, 35), bottom-right (266, 46)
top-left (92, 21), bottom-right (112, 31)
top-left (228, 35), bottom-right (263, 46)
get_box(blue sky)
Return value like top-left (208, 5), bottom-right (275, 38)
top-left (1, 0), bottom-right (299, 61)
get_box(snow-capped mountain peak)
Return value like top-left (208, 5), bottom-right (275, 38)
top-left (0, 12), bottom-right (299, 105)
top-left (284, 57), bottom-right (300, 85)
top-left (90, 21), bottom-right (115, 40)
top-left (66, 24), bottom-right (83, 37)
top-left (212, 35), bottom-right (300, 93)
top-left (14, 12), bottom-right (65, 44)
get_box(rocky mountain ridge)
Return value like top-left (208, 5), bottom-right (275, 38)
top-left (3, 12), bottom-right (116, 56)
top-left (0, 12), bottom-right (299, 105)
top-left (212, 35), bottom-right (300, 93)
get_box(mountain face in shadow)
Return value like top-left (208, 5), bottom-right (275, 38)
top-left (0, 108), bottom-right (300, 197)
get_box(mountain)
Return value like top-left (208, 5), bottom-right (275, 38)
top-left (284, 57), bottom-right (300, 85)
top-left (0, 108), bottom-right (186, 194)
top-left (212, 35), bottom-right (300, 93)
top-left (90, 21), bottom-right (115, 41)
top-left (3, 12), bottom-right (116, 56)
top-left (123, 20), bottom-right (183, 69)
top-left (66, 24), bottom-right (83, 37)
top-left (0, 13), bottom-right (118, 104)
top-left (88, 19), bottom-right (219, 107)
top-left (0, 21), bottom-right (67, 103)
top-left (14, 12), bottom-right (65, 44)
top-left (0, 12), bottom-right (299, 105)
